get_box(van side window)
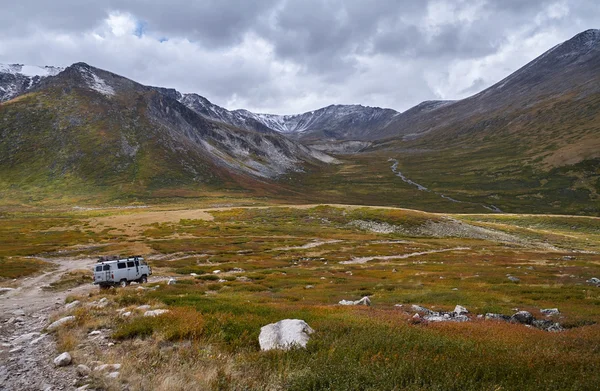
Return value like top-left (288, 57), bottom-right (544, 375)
top-left (127, 261), bottom-right (135, 268)
top-left (117, 262), bottom-right (126, 269)
top-left (96, 266), bottom-right (102, 272)
top-left (103, 265), bottom-right (111, 271)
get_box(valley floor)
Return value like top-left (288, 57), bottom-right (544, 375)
top-left (1, 204), bottom-right (599, 390)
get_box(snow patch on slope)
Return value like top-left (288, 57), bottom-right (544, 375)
top-left (79, 67), bottom-right (115, 96)
top-left (0, 63), bottom-right (64, 77)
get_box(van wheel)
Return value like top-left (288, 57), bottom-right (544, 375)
top-left (119, 279), bottom-right (128, 288)
top-left (140, 275), bottom-right (148, 284)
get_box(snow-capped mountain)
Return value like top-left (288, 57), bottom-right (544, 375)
top-left (179, 93), bottom-right (399, 141)
top-left (0, 63), bottom-right (64, 102)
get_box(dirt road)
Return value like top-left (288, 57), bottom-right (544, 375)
top-left (0, 257), bottom-right (95, 391)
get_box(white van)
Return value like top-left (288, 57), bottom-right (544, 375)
top-left (93, 256), bottom-right (152, 289)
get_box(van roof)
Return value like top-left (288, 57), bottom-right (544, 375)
top-left (97, 256), bottom-right (144, 264)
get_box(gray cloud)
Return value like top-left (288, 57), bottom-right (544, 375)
top-left (0, 0), bottom-right (598, 114)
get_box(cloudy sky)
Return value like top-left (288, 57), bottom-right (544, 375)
top-left (0, 0), bottom-right (597, 114)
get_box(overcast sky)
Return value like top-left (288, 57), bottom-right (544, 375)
top-left (0, 0), bottom-right (597, 114)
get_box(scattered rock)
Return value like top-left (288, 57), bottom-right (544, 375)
top-left (190, 273), bottom-right (198, 276)
top-left (259, 319), bottom-right (314, 351)
top-left (0, 287), bottom-right (15, 294)
top-left (485, 313), bottom-right (511, 321)
top-left (424, 314), bottom-right (469, 323)
top-left (77, 385), bottom-right (90, 391)
top-left (586, 277), bottom-right (600, 286)
top-left (232, 267), bottom-right (245, 273)
top-left (136, 305), bottom-right (151, 311)
top-left (411, 305), bottom-right (434, 315)
top-left (144, 309), bottom-right (169, 317)
top-left (76, 364), bottom-right (91, 377)
top-left (99, 297), bottom-right (108, 304)
top-left (212, 270), bottom-right (221, 274)
top-left (507, 276), bottom-right (520, 282)
top-left (339, 296), bottom-right (371, 306)
top-left (88, 330), bottom-right (102, 336)
top-left (106, 371), bottom-right (120, 379)
top-left (12, 309), bottom-right (25, 316)
top-left (65, 301), bottom-right (80, 311)
top-left (167, 278), bottom-right (176, 285)
top-left (453, 305), bottom-right (469, 315)
top-left (47, 316), bottom-right (76, 331)
top-left (511, 311), bottom-right (534, 325)
top-left (9, 347), bottom-right (23, 353)
top-left (95, 363), bottom-right (122, 372)
top-left (13, 332), bottom-right (41, 345)
top-left (30, 334), bottom-right (47, 345)
top-left (540, 308), bottom-right (560, 316)
top-left (54, 352), bottom-right (72, 367)
top-left (305, 285), bottom-right (314, 289)
top-left (121, 311), bottom-right (132, 318)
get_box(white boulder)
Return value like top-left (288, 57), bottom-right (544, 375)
top-left (54, 352), bottom-right (72, 367)
top-left (167, 278), bottom-right (176, 285)
top-left (541, 308), bottom-right (560, 316)
top-left (144, 309), bottom-right (169, 317)
top-left (259, 319), bottom-right (314, 351)
top-left (47, 316), bottom-right (76, 331)
top-left (453, 305), bottom-right (469, 315)
top-left (65, 301), bottom-right (80, 310)
top-left (338, 296), bottom-right (371, 306)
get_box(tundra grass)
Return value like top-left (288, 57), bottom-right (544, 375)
top-left (4, 204), bottom-right (600, 390)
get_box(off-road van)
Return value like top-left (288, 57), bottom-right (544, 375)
top-left (94, 255), bottom-right (151, 289)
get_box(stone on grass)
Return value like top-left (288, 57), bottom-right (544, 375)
top-left (136, 305), bottom-right (151, 311)
top-left (339, 296), bottom-right (371, 306)
top-left (47, 316), bottom-right (76, 331)
top-left (485, 313), bottom-right (511, 321)
top-left (540, 308), bottom-right (560, 316)
top-left (587, 277), bottom-right (600, 285)
top-left (259, 319), bottom-right (314, 351)
top-left (453, 305), bottom-right (469, 315)
top-left (167, 278), bottom-right (176, 285)
top-left (106, 372), bottom-right (120, 379)
top-left (305, 285), bottom-right (314, 289)
top-left (511, 311), bottom-right (534, 325)
top-left (144, 309), bottom-right (169, 317)
top-left (424, 314), bottom-right (469, 323)
top-left (54, 352), bottom-right (72, 367)
top-left (121, 311), bottom-right (132, 318)
top-left (65, 301), bottom-right (80, 311)
top-left (95, 363), bottom-right (121, 372)
top-left (411, 305), bottom-right (434, 315)
top-left (76, 364), bottom-right (91, 376)
top-left (507, 276), bottom-right (520, 282)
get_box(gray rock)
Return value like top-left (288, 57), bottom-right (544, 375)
top-left (259, 319), bottom-right (314, 351)
top-left (507, 276), bottom-right (520, 282)
top-left (167, 278), bottom-right (176, 285)
top-left (76, 364), bottom-right (91, 376)
top-left (425, 314), bottom-right (469, 322)
top-left (30, 334), bottom-right (47, 345)
top-left (485, 313), bottom-right (511, 321)
top-left (339, 296), bottom-right (371, 306)
top-left (106, 371), bottom-right (120, 379)
top-left (540, 308), bottom-right (560, 316)
top-left (12, 309), bottom-right (25, 316)
top-left (47, 316), bottom-right (76, 331)
top-left (136, 305), bottom-right (151, 311)
top-left (12, 332), bottom-right (40, 345)
top-left (411, 304), bottom-right (434, 315)
top-left (54, 352), bottom-right (72, 367)
top-left (453, 305), bottom-right (469, 315)
top-left (65, 300), bottom-right (80, 310)
top-left (511, 311), bottom-right (534, 325)
top-left (143, 309), bottom-right (169, 317)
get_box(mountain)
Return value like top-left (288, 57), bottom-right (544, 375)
top-left (0, 62), bottom-right (334, 202)
top-left (330, 29), bottom-right (599, 214)
top-left (0, 64), bottom-right (64, 102)
top-left (179, 94), bottom-right (400, 141)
